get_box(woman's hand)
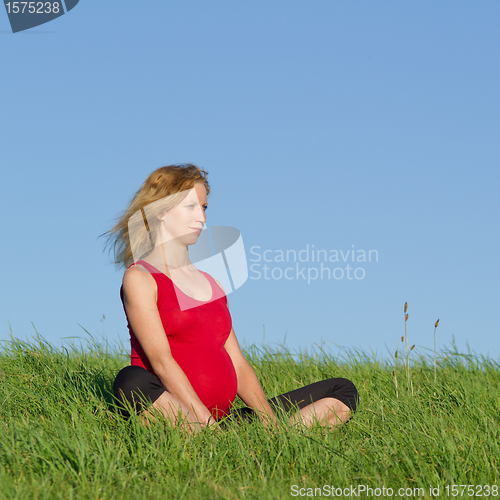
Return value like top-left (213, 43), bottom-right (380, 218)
top-left (257, 410), bottom-right (281, 432)
top-left (205, 415), bottom-right (223, 432)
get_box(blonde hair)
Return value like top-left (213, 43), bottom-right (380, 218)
top-left (101, 164), bottom-right (210, 269)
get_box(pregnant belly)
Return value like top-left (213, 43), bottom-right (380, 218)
top-left (174, 347), bottom-right (238, 419)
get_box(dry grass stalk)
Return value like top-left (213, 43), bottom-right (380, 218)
top-left (434, 319), bottom-right (440, 384)
top-left (394, 348), bottom-right (399, 399)
top-left (404, 303), bottom-right (413, 395)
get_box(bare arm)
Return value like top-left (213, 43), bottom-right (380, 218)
top-left (224, 328), bottom-right (279, 426)
top-left (210, 277), bottom-right (277, 425)
top-left (122, 266), bottom-right (212, 425)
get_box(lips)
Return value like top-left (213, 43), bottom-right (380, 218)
top-left (190, 227), bottom-right (202, 232)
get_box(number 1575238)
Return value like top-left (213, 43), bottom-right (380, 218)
top-left (5, 2), bottom-right (61, 14)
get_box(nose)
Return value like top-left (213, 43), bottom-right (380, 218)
top-left (198, 205), bottom-right (206, 224)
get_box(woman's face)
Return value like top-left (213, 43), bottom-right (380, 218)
top-left (158, 183), bottom-right (208, 245)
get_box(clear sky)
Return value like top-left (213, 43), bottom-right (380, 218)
top-left (1, 1), bottom-right (499, 362)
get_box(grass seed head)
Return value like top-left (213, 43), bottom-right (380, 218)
top-left (405, 313), bottom-right (409, 322)
top-left (404, 302), bottom-right (408, 313)
top-left (395, 351), bottom-right (398, 358)
top-left (401, 336), bottom-right (404, 342)
top-left (435, 319), bottom-right (440, 328)
top-left (410, 344), bottom-right (415, 350)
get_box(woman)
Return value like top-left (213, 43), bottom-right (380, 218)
top-left (104, 164), bottom-right (358, 432)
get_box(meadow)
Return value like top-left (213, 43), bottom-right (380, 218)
top-left (0, 333), bottom-right (499, 500)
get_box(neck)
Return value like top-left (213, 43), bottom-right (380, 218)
top-left (147, 240), bottom-right (192, 272)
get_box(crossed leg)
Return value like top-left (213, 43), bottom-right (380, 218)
top-left (114, 366), bottom-right (203, 432)
top-left (146, 393), bottom-right (352, 430)
top-left (141, 391), bottom-right (214, 432)
top-left (114, 367), bottom-right (358, 431)
top-left (290, 397), bottom-right (352, 428)
top-left (228, 377), bottom-right (358, 428)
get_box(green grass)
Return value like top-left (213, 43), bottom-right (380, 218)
top-left (1, 335), bottom-right (499, 499)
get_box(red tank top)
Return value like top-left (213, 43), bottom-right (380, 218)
top-left (120, 260), bottom-right (238, 419)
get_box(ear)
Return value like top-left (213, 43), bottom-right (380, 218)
top-left (157, 209), bottom-right (169, 222)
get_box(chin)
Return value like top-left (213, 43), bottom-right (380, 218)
top-left (182, 233), bottom-right (200, 246)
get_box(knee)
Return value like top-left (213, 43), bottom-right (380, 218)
top-left (113, 366), bottom-right (142, 399)
top-left (341, 377), bottom-right (359, 397)
top-left (327, 377), bottom-right (360, 413)
top-left (113, 365), bottom-right (151, 415)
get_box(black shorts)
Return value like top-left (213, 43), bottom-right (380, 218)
top-left (113, 365), bottom-right (359, 420)
top-left (229, 376), bottom-right (359, 423)
top-left (113, 365), bottom-right (166, 418)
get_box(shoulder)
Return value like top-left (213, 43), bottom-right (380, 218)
top-left (122, 264), bottom-right (157, 299)
top-left (212, 277), bottom-right (225, 294)
top-left (123, 262), bottom-right (152, 281)
top-left (199, 271), bottom-right (225, 294)
top-left (200, 272), bottom-right (228, 304)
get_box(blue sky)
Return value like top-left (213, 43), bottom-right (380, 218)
top-left (1, 1), bottom-right (499, 362)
